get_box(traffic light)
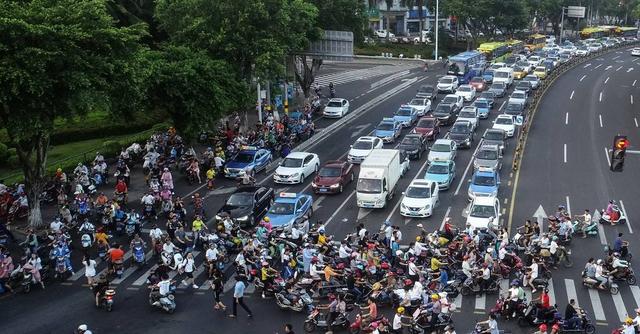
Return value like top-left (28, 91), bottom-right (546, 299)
top-left (610, 135), bottom-right (630, 172)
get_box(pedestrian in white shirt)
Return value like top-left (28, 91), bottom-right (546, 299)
top-left (83, 256), bottom-right (97, 286)
top-left (181, 252), bottom-right (198, 289)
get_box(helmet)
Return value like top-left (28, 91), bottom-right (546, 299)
top-left (263, 216), bottom-right (270, 222)
top-left (539, 324), bottom-right (548, 332)
top-left (261, 261), bottom-right (268, 266)
top-left (552, 236), bottom-right (558, 241)
top-left (416, 236), bottom-right (422, 242)
top-left (597, 259), bottom-right (603, 265)
top-left (613, 252), bottom-right (621, 257)
top-left (431, 293), bottom-right (440, 300)
top-left (319, 229), bottom-right (325, 234)
top-left (311, 256), bottom-right (318, 263)
top-left (78, 325), bottom-right (88, 331)
top-left (395, 250), bottom-right (404, 256)
top-left (397, 307), bottom-right (405, 314)
top-left (626, 317), bottom-right (634, 325)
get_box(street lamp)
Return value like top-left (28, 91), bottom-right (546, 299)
top-left (434, 0), bottom-right (439, 60)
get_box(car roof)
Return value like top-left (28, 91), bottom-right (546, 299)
top-left (328, 98), bottom-right (346, 103)
top-left (409, 180), bottom-right (434, 187)
top-left (473, 195), bottom-right (498, 205)
top-left (485, 128), bottom-right (505, 135)
top-left (285, 152), bottom-right (313, 159)
top-left (479, 144), bottom-right (500, 151)
top-left (496, 114), bottom-right (513, 119)
top-left (323, 160), bottom-right (345, 168)
top-left (453, 120), bottom-right (472, 126)
top-left (275, 192), bottom-right (307, 203)
top-left (356, 136), bottom-right (377, 142)
top-left (434, 138), bottom-right (453, 145)
top-left (440, 75), bottom-right (456, 80)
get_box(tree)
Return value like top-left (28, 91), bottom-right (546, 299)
top-left (309, 0), bottom-right (367, 43)
top-left (106, 0), bottom-right (167, 45)
top-left (0, 0), bottom-right (145, 227)
top-left (400, 0), bottom-right (426, 42)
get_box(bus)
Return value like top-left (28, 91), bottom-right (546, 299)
top-left (580, 27), bottom-right (607, 39)
top-left (447, 51), bottom-right (485, 84)
top-left (506, 40), bottom-right (524, 54)
top-left (616, 26), bottom-right (639, 38)
top-left (524, 34), bottom-right (546, 51)
top-left (477, 42), bottom-right (508, 61)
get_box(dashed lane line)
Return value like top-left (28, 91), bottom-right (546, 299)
top-left (570, 90), bottom-right (574, 100)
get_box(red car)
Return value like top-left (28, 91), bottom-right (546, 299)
top-left (469, 76), bottom-right (487, 92)
top-left (412, 117), bottom-right (440, 141)
top-left (311, 160), bottom-right (354, 194)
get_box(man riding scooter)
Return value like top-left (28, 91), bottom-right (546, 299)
top-left (92, 274), bottom-right (111, 307)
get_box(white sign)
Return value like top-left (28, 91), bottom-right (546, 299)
top-left (515, 116), bottom-right (524, 126)
top-left (567, 6), bottom-right (585, 18)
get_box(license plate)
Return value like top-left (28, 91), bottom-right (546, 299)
top-left (319, 188), bottom-right (328, 193)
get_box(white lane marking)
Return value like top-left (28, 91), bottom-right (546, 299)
top-left (324, 190), bottom-right (355, 227)
top-left (475, 293), bottom-right (486, 310)
top-left (604, 77), bottom-right (610, 84)
top-left (565, 279), bottom-right (579, 306)
top-left (605, 65), bottom-right (613, 70)
top-left (570, 90), bottom-right (575, 100)
top-left (633, 80), bottom-right (637, 87)
top-left (613, 55), bottom-right (621, 60)
top-left (133, 265), bottom-right (156, 286)
top-left (612, 292), bottom-right (628, 322)
top-left (498, 101), bottom-right (506, 111)
top-left (594, 64), bottom-right (603, 69)
top-left (312, 196), bottom-right (326, 211)
top-left (500, 279), bottom-right (510, 295)
top-left (619, 200), bottom-right (633, 234)
top-left (525, 288), bottom-right (532, 303)
top-left (630, 286), bottom-right (640, 308)
top-left (629, 67), bottom-right (636, 73)
top-left (599, 114), bottom-right (603, 128)
top-left (563, 144), bottom-right (567, 163)
top-left (632, 95), bottom-right (634, 105)
top-left (584, 63), bottom-right (592, 68)
top-left (454, 139), bottom-right (484, 196)
top-left (599, 91), bottom-right (603, 102)
top-left (598, 223), bottom-right (608, 245)
top-left (439, 206), bottom-right (452, 231)
top-left (565, 112), bottom-right (569, 125)
top-left (453, 293), bottom-right (462, 310)
top-left (548, 278), bottom-right (556, 305)
top-left (579, 75), bottom-right (587, 82)
top-left (565, 196), bottom-right (572, 216)
top-left (605, 147), bottom-right (611, 167)
top-left (635, 118), bottom-right (638, 127)
top-left (616, 66), bottom-right (623, 71)
top-left (588, 289), bottom-right (606, 322)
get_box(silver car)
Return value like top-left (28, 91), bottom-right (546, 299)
top-left (482, 128), bottom-right (506, 154)
top-left (473, 144), bottom-right (502, 171)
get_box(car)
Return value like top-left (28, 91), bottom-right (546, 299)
top-left (558, 53), bottom-right (571, 63)
top-left (522, 75), bottom-right (540, 89)
top-left (527, 55), bottom-right (542, 67)
top-left (467, 167), bottom-right (500, 201)
top-left (323, 98), bottom-right (350, 118)
top-left (437, 76), bottom-right (459, 93)
top-left (482, 128), bottom-right (506, 154)
top-left (508, 90), bottom-right (528, 107)
top-left (458, 107), bottom-right (479, 130)
top-left (469, 77), bottom-right (487, 92)
top-left (575, 46), bottom-right (590, 56)
top-left (424, 160), bottom-right (456, 190)
top-left (547, 56), bottom-right (559, 67)
top-left (542, 59), bottom-right (555, 72)
top-left (400, 180), bottom-right (440, 218)
top-left (493, 114), bottom-right (516, 137)
top-left (533, 66), bottom-right (547, 79)
top-left (490, 62), bottom-right (506, 70)
top-left (428, 139), bottom-right (457, 162)
top-left (348, 136), bottom-right (383, 163)
top-left (442, 94), bottom-right (464, 111)
top-left (478, 91), bottom-right (495, 107)
top-left (393, 105), bottom-right (419, 127)
top-left (413, 117), bottom-right (440, 141)
top-left (513, 66), bottom-right (528, 80)
top-left (274, 152), bottom-right (320, 184)
top-left (504, 56), bottom-right (518, 68)
top-left (466, 195), bottom-right (501, 230)
top-left (514, 81), bottom-right (532, 94)
top-left (215, 186), bottom-right (275, 227)
top-left (455, 85), bottom-right (476, 102)
top-left (632, 48), bottom-right (640, 56)
top-left (312, 160), bottom-right (354, 194)
top-left (473, 99), bottom-right (491, 119)
top-left (482, 69), bottom-right (495, 83)
top-left (587, 43), bottom-right (602, 52)
top-left (473, 144), bottom-right (502, 171)
top-left (515, 60), bottom-right (533, 73)
top-left (374, 118), bottom-right (402, 143)
top-left (398, 134), bottom-right (427, 160)
top-left (265, 192), bottom-right (313, 229)
top-left (488, 82), bottom-right (507, 98)
top-left (504, 102), bottom-right (525, 116)
top-left (416, 84), bottom-right (437, 100)
top-left (448, 121), bottom-right (474, 149)
top-left (408, 98), bottom-right (432, 116)
top-left (561, 45), bottom-right (577, 55)
top-left (432, 103), bottom-right (457, 125)
top-left (374, 29), bottom-right (395, 38)
top-left (223, 146), bottom-right (273, 179)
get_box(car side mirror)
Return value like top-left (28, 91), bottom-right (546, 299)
top-left (401, 191), bottom-right (405, 195)
top-left (303, 163), bottom-right (308, 167)
top-left (350, 145), bottom-right (353, 148)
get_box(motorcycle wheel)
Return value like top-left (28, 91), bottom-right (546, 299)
top-left (303, 321), bottom-right (316, 333)
top-left (349, 327), bottom-right (361, 334)
top-left (167, 307), bottom-right (175, 314)
top-left (627, 275), bottom-right (637, 285)
top-left (585, 324), bottom-right (596, 334)
top-left (23, 284), bottom-right (31, 294)
top-left (610, 285), bottom-right (620, 295)
top-left (461, 286), bottom-right (472, 296)
top-left (106, 304), bottom-right (113, 312)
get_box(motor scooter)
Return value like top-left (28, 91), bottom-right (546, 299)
top-left (100, 289), bottom-right (116, 312)
top-left (132, 245), bottom-right (146, 268)
top-left (149, 285), bottom-right (176, 314)
top-left (599, 205), bottom-right (627, 225)
top-left (303, 306), bottom-right (350, 333)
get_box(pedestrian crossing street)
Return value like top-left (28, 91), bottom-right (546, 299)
top-left (314, 63), bottom-right (418, 88)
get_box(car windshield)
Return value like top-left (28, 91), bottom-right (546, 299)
top-left (443, 97), bottom-right (457, 104)
top-left (535, 67), bottom-right (546, 72)
top-left (494, 72), bottom-right (508, 78)
top-left (485, 131), bottom-right (503, 140)
top-left (427, 164), bottom-right (448, 174)
top-left (451, 124), bottom-right (469, 133)
top-left (410, 99), bottom-right (424, 106)
top-left (226, 193), bottom-right (253, 206)
top-left (440, 78), bottom-right (453, 84)
top-left (516, 82), bottom-right (529, 88)
top-left (514, 67), bottom-right (524, 72)
top-left (319, 167), bottom-right (341, 177)
top-left (458, 86), bottom-right (471, 92)
top-left (418, 86), bottom-right (434, 93)
top-left (327, 101), bottom-right (342, 107)
top-left (484, 70), bottom-right (494, 76)
top-left (512, 92), bottom-right (525, 99)
top-left (281, 158), bottom-right (303, 168)
top-left (435, 105), bottom-right (451, 114)
top-left (269, 202), bottom-right (295, 215)
top-left (431, 143), bottom-right (450, 152)
top-left (402, 137), bottom-right (421, 145)
top-left (357, 178), bottom-right (382, 193)
top-left (406, 186), bottom-right (430, 198)
top-left (477, 149), bottom-right (498, 160)
top-left (524, 76), bottom-right (537, 81)
top-left (417, 119), bottom-right (434, 128)
top-left (396, 108), bottom-right (413, 116)
top-left (470, 204), bottom-right (496, 218)
top-left (377, 123), bottom-right (394, 131)
top-left (496, 117), bottom-right (512, 125)
top-left (473, 175), bottom-right (496, 186)
top-left (506, 104), bottom-right (522, 112)
top-left (353, 140), bottom-right (373, 150)
top-left (492, 83), bottom-right (505, 90)
top-left (234, 153), bottom-right (255, 163)
top-left (474, 101), bottom-right (488, 108)
top-left (459, 111), bottom-right (476, 118)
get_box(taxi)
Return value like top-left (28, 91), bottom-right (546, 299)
top-left (467, 167), bottom-right (500, 201)
top-left (224, 146), bottom-right (272, 178)
top-left (513, 66), bottom-right (528, 80)
top-left (533, 66), bottom-right (548, 80)
top-left (374, 118), bottom-right (402, 143)
top-left (265, 192), bottom-right (313, 228)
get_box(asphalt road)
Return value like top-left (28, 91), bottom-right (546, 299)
top-left (510, 47), bottom-right (640, 330)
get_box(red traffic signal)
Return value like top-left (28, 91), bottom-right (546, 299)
top-left (615, 138), bottom-right (630, 150)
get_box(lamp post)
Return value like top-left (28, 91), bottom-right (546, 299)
top-left (434, 0), bottom-right (439, 60)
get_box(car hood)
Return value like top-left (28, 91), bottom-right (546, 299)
top-left (275, 166), bottom-right (301, 175)
top-left (324, 106), bottom-right (343, 112)
top-left (467, 216), bottom-right (491, 229)
top-left (399, 144), bottom-right (420, 151)
top-left (414, 127), bottom-right (434, 134)
top-left (375, 130), bottom-right (395, 136)
top-left (425, 173), bottom-right (449, 182)
top-left (493, 124), bottom-right (513, 131)
top-left (314, 176), bottom-right (341, 186)
top-left (428, 151), bottom-right (452, 161)
top-left (226, 161), bottom-right (251, 169)
top-left (265, 213), bottom-right (296, 227)
top-left (217, 205), bottom-right (252, 218)
top-left (402, 196), bottom-right (432, 207)
top-left (349, 148), bottom-right (372, 157)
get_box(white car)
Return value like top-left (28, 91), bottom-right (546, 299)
top-left (527, 56), bottom-right (542, 67)
top-left (442, 94), bottom-right (464, 111)
top-left (492, 114), bottom-right (516, 137)
top-left (375, 30), bottom-right (395, 38)
top-left (588, 43), bottom-right (602, 52)
top-left (455, 85), bottom-right (476, 102)
top-left (323, 98), bottom-right (350, 118)
top-left (274, 152), bottom-right (320, 184)
top-left (348, 136), bottom-right (383, 164)
top-left (561, 45), bottom-right (577, 55)
top-left (490, 62), bottom-right (506, 70)
top-left (457, 107), bottom-right (479, 130)
top-left (632, 48), bottom-right (640, 57)
top-left (408, 98), bottom-right (432, 116)
top-left (508, 90), bottom-right (528, 106)
top-left (465, 195), bottom-right (501, 229)
top-left (575, 47), bottom-right (589, 56)
top-left (427, 139), bottom-right (457, 162)
top-left (400, 180), bottom-right (440, 218)
top-left (437, 76), bottom-right (459, 93)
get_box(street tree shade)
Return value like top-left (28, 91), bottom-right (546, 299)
top-left (0, 0), bottom-right (146, 227)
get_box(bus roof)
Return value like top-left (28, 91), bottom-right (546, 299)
top-left (529, 33), bottom-right (546, 39)
top-left (618, 27), bottom-right (638, 31)
top-left (477, 42), bottom-right (506, 52)
top-left (581, 27), bottom-right (607, 34)
top-left (506, 39), bottom-right (523, 46)
top-left (449, 50), bottom-right (483, 61)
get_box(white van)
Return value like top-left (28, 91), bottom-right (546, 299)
top-left (493, 67), bottom-right (514, 87)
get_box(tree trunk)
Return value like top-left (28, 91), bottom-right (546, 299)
top-left (293, 55), bottom-right (323, 99)
top-left (14, 132), bottom-right (49, 228)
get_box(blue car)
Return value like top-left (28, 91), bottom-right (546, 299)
top-left (424, 160), bottom-right (456, 190)
top-left (482, 69), bottom-right (494, 84)
top-left (224, 146), bottom-right (272, 178)
top-left (374, 118), bottom-right (402, 143)
top-left (265, 192), bottom-right (313, 229)
top-left (393, 106), bottom-right (418, 127)
top-left (467, 167), bottom-right (500, 201)
top-left (473, 99), bottom-right (491, 119)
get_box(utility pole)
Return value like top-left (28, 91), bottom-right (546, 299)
top-left (560, 7), bottom-right (565, 45)
top-left (434, 0), bottom-right (439, 60)
top-left (256, 79), bottom-right (262, 124)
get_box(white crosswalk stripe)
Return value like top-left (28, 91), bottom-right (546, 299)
top-left (630, 285), bottom-right (640, 308)
top-left (565, 278), bottom-right (579, 306)
top-left (314, 64), bottom-right (417, 88)
top-left (588, 289), bottom-right (607, 322)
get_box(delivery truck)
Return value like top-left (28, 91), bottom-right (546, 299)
top-left (356, 149), bottom-right (402, 209)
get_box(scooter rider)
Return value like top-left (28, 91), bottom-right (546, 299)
top-left (613, 233), bottom-right (629, 259)
top-left (141, 192), bottom-right (157, 220)
top-left (595, 259), bottom-right (609, 290)
top-left (609, 252), bottom-right (630, 278)
top-left (574, 210), bottom-right (591, 238)
top-left (92, 274), bottom-right (111, 307)
top-left (564, 298), bottom-right (582, 329)
top-left (152, 274), bottom-right (173, 307)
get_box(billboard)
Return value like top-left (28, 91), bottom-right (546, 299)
top-left (567, 6), bottom-right (585, 18)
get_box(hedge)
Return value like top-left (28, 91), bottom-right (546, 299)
top-left (0, 143), bottom-right (8, 164)
top-left (50, 119), bottom-right (160, 145)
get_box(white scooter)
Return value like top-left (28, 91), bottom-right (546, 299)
top-left (599, 205), bottom-right (627, 225)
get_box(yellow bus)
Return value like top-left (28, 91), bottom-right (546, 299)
top-left (477, 42), bottom-right (508, 60)
top-left (506, 40), bottom-right (524, 53)
top-left (580, 27), bottom-right (607, 39)
top-left (616, 26), bottom-right (639, 38)
top-left (524, 34), bottom-right (545, 51)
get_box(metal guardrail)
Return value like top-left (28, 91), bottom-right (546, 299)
top-left (511, 42), bottom-right (639, 172)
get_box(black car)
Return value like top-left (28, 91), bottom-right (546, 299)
top-left (416, 84), bottom-right (436, 100)
top-left (514, 80), bottom-right (532, 94)
top-left (398, 134), bottom-right (427, 160)
top-left (478, 91), bottom-right (495, 107)
top-left (482, 128), bottom-right (507, 154)
top-left (448, 120), bottom-right (474, 148)
top-left (216, 186), bottom-right (274, 227)
top-left (504, 102), bottom-right (525, 116)
top-left (433, 103), bottom-right (457, 125)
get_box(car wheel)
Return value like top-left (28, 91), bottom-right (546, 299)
top-left (314, 164), bottom-right (319, 174)
top-left (299, 174), bottom-right (305, 184)
top-left (350, 172), bottom-right (354, 183)
top-left (339, 184), bottom-right (343, 193)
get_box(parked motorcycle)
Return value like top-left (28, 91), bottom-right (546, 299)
top-left (460, 276), bottom-right (500, 296)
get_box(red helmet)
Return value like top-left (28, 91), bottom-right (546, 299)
top-left (403, 279), bottom-right (413, 286)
